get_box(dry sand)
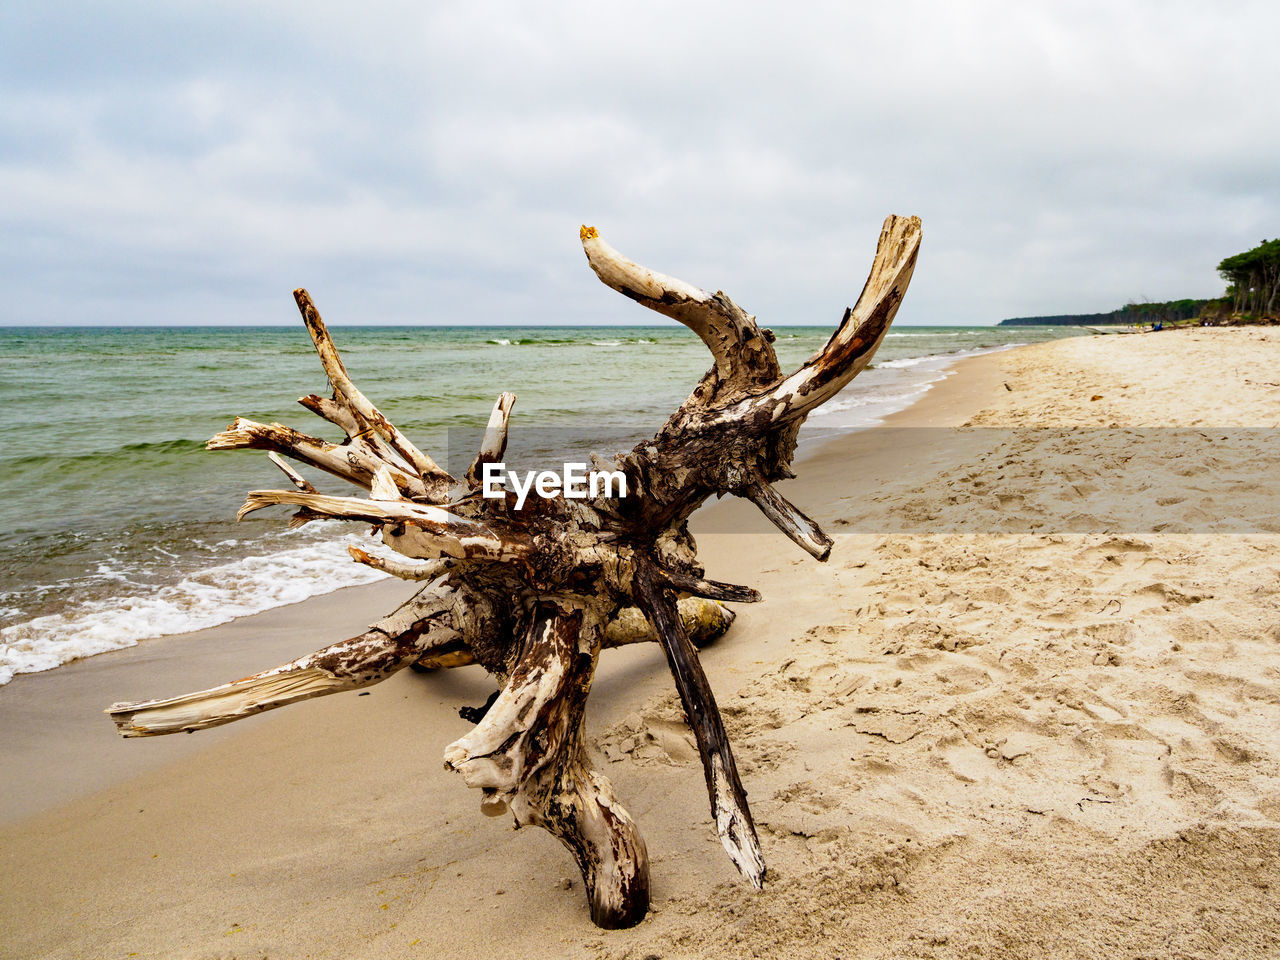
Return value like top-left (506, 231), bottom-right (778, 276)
top-left (3, 327), bottom-right (1279, 959)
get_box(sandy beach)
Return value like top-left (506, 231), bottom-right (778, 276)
top-left (3, 327), bottom-right (1279, 959)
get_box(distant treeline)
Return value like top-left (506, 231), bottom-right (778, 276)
top-left (998, 300), bottom-right (1212, 327)
top-left (1001, 236), bottom-right (1280, 326)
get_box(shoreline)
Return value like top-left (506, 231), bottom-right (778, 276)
top-left (0, 340), bottom-right (1016, 826)
top-left (0, 332), bottom-right (1048, 690)
top-left (5, 327), bottom-right (1278, 959)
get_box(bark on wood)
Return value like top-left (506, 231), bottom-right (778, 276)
top-left (743, 474), bottom-right (833, 561)
top-left (411, 596), bottom-right (736, 672)
top-left (443, 601), bottom-right (650, 927)
top-left (633, 561), bottom-right (763, 886)
top-left (107, 215), bottom-right (922, 928)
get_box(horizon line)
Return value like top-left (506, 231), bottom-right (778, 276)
top-left (0, 320), bottom-right (1003, 330)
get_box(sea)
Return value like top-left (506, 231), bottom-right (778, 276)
top-left (0, 323), bottom-right (1087, 684)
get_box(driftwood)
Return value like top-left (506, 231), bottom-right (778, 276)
top-left (107, 215), bottom-right (921, 928)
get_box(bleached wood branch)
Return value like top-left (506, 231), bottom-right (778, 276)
top-left (580, 227), bottom-right (779, 395)
top-left (368, 465), bottom-right (402, 501)
top-left (237, 488), bottom-right (526, 561)
top-left (267, 451), bottom-right (317, 493)
top-left (297, 392), bottom-right (362, 435)
top-left (298, 393), bottom-right (419, 476)
top-left (107, 579), bottom-right (468, 736)
top-left (743, 214), bottom-right (921, 424)
top-left (347, 544), bottom-right (451, 581)
top-left (466, 391), bottom-right (516, 486)
top-left (208, 417), bottom-right (427, 498)
top-left (294, 289), bottom-right (455, 496)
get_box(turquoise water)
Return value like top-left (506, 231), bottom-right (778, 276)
top-left (0, 323), bottom-right (1087, 682)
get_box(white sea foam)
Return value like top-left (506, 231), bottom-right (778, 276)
top-left (0, 532), bottom-right (388, 685)
top-left (806, 379), bottom-right (945, 430)
top-left (875, 355), bottom-right (936, 369)
top-left (812, 386), bottom-right (938, 415)
top-left (807, 344), bottom-right (1025, 431)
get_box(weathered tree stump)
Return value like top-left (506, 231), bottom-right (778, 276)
top-left (108, 215), bottom-right (921, 928)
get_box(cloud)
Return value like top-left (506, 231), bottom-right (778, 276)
top-left (1, 1), bottom-right (1277, 325)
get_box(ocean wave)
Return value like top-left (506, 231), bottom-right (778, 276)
top-left (809, 385), bottom-right (936, 415)
top-left (875, 343), bottom-right (1025, 371)
top-left (5, 438), bottom-right (207, 470)
top-left (486, 337), bottom-right (579, 346)
top-left (0, 533), bottom-right (388, 685)
top-left (395, 392), bottom-right (496, 404)
top-left (807, 343), bottom-right (1029, 429)
top-left (874, 355), bottom-right (936, 369)
top-left (487, 336), bottom-right (663, 348)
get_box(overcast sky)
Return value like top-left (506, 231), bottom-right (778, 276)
top-left (2, 2), bottom-right (1277, 326)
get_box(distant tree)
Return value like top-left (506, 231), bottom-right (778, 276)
top-left (1218, 238), bottom-right (1280, 317)
top-left (999, 299), bottom-right (1212, 326)
top-left (1117, 299), bottom-right (1210, 324)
